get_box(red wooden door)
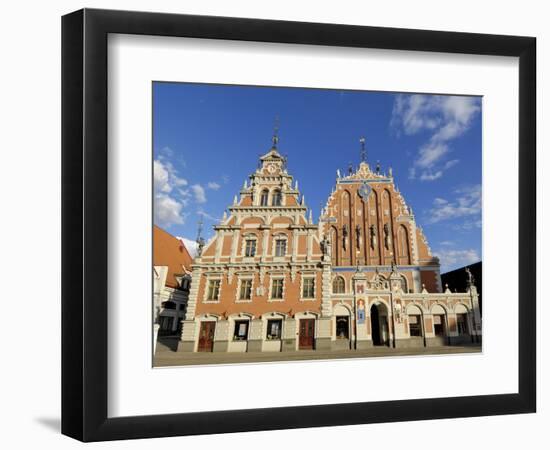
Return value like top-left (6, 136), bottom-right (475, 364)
top-left (299, 319), bottom-right (315, 349)
top-left (198, 322), bottom-right (215, 352)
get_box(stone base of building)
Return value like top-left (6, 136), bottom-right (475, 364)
top-left (331, 339), bottom-right (351, 351)
top-left (177, 340), bottom-right (195, 352)
top-left (213, 341), bottom-right (229, 352)
top-left (425, 337), bottom-right (448, 347)
top-left (282, 339), bottom-right (296, 352)
top-left (247, 340), bottom-right (263, 352)
top-left (315, 337), bottom-right (332, 351)
top-left (395, 337), bottom-right (425, 349)
top-left (449, 335), bottom-right (480, 345)
top-left (356, 340), bottom-right (374, 350)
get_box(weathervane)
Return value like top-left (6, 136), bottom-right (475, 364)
top-left (359, 136), bottom-right (366, 162)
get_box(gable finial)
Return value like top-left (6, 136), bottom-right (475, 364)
top-left (272, 115), bottom-right (280, 149)
top-left (196, 216), bottom-right (205, 257)
top-left (359, 136), bottom-right (366, 162)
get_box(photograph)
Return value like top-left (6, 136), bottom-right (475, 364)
top-left (152, 82), bottom-right (483, 366)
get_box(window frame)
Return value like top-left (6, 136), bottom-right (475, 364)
top-left (244, 238), bottom-right (257, 257)
top-left (274, 237), bottom-right (287, 257)
top-left (233, 320), bottom-right (250, 341)
top-left (204, 278), bottom-right (222, 303)
top-left (269, 277), bottom-right (285, 301)
top-left (260, 189), bottom-right (269, 206)
top-left (332, 276), bottom-right (345, 294)
top-left (271, 189), bottom-right (282, 206)
top-left (301, 276), bottom-right (316, 300)
top-left (266, 318), bottom-right (283, 340)
top-left (237, 277), bottom-right (254, 302)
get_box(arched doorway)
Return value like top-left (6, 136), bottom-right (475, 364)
top-left (370, 303), bottom-right (389, 346)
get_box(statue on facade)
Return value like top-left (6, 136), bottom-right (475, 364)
top-left (383, 223), bottom-right (392, 250)
top-left (321, 235), bottom-right (332, 257)
top-left (355, 224), bottom-right (361, 248)
top-left (369, 224), bottom-right (377, 249)
top-left (466, 267), bottom-right (475, 287)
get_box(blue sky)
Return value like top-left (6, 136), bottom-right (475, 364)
top-left (153, 82), bottom-right (482, 273)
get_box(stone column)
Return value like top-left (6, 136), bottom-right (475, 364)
top-left (316, 317), bottom-right (332, 350)
top-left (213, 320), bottom-right (230, 352)
top-left (282, 318), bottom-right (297, 351)
top-left (178, 266), bottom-right (202, 352)
top-left (291, 229), bottom-right (298, 262)
top-left (261, 228), bottom-right (269, 262)
top-left (321, 262), bottom-right (332, 318)
top-left (230, 229), bottom-right (239, 263)
top-left (247, 319), bottom-right (264, 352)
top-left (214, 231), bottom-right (223, 263)
top-left (469, 285), bottom-right (482, 343)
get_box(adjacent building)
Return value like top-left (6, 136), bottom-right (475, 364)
top-left (178, 135), bottom-right (481, 353)
top-left (153, 225), bottom-right (193, 335)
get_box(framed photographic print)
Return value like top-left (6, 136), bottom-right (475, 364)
top-left (61, 8), bottom-right (536, 442)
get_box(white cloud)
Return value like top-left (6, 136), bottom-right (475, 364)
top-left (154, 160), bottom-right (172, 193)
top-left (191, 184), bottom-right (207, 203)
top-left (391, 94), bottom-right (480, 181)
top-left (439, 240), bottom-right (455, 246)
top-left (427, 184), bottom-right (481, 224)
top-left (197, 209), bottom-right (220, 222)
top-left (207, 181), bottom-right (221, 190)
top-left (153, 159), bottom-right (189, 227)
top-left (434, 248), bottom-right (480, 273)
top-left (177, 236), bottom-right (198, 258)
top-left (154, 159), bottom-right (188, 193)
top-left (154, 194), bottom-right (185, 227)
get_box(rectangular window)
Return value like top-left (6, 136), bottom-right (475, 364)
top-left (244, 239), bottom-right (256, 257)
top-left (302, 277), bottom-right (315, 298)
top-left (266, 319), bottom-right (282, 340)
top-left (239, 279), bottom-right (252, 300)
top-left (271, 278), bottom-right (284, 299)
top-left (408, 314), bottom-right (422, 337)
top-left (233, 320), bottom-right (249, 340)
top-left (206, 279), bottom-right (221, 301)
top-left (275, 239), bottom-right (286, 256)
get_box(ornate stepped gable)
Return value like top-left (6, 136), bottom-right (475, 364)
top-left (192, 142), bottom-right (323, 319)
top-left (320, 160), bottom-right (441, 293)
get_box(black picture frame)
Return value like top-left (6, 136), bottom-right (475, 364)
top-left (61, 8), bottom-right (536, 442)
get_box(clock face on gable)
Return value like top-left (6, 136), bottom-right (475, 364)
top-left (358, 182), bottom-right (372, 201)
top-left (266, 163), bottom-right (278, 174)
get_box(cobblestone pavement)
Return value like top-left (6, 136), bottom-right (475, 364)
top-left (153, 338), bottom-right (481, 367)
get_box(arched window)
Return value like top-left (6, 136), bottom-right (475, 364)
top-left (332, 276), bottom-right (345, 293)
top-left (407, 305), bottom-right (423, 337)
top-left (260, 189), bottom-right (269, 206)
top-left (272, 189), bottom-right (282, 206)
top-left (398, 225), bottom-right (411, 264)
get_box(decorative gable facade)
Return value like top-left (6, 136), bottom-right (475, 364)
top-left (178, 138), bottom-right (481, 353)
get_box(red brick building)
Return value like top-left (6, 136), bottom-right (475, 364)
top-left (178, 137), bottom-right (481, 352)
